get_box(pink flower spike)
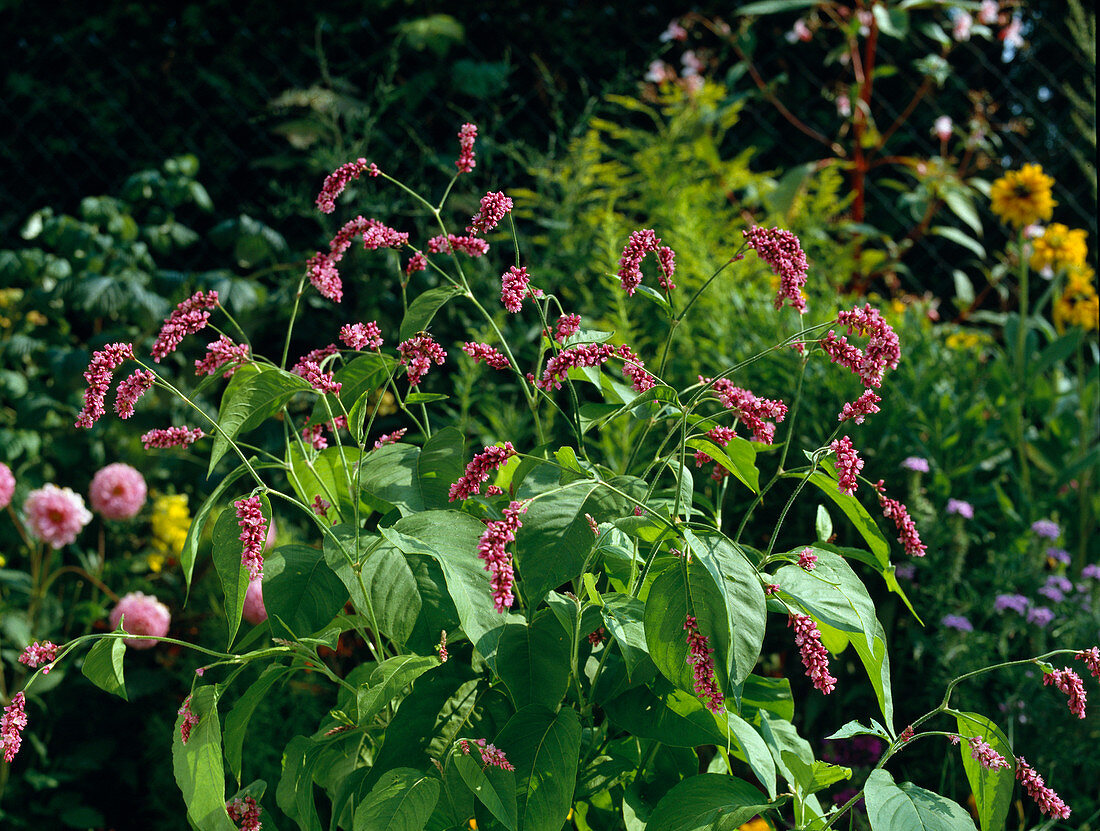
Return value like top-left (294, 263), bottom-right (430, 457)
top-left (617, 344), bottom-right (658, 393)
top-left (373, 428), bottom-right (407, 450)
top-left (438, 630), bottom-right (448, 663)
top-left (617, 229), bottom-right (677, 295)
top-left (684, 615), bottom-right (724, 713)
top-left (831, 436), bottom-right (864, 495)
top-left (1076, 646), bottom-right (1100, 680)
top-left (398, 334), bottom-right (447, 386)
top-left (405, 251), bottom-right (427, 276)
top-left (316, 158), bottom-right (379, 214)
top-left (226, 795), bottom-right (263, 831)
top-left (178, 695), bottom-right (199, 745)
top-left (873, 480), bottom-right (927, 557)
top-left (501, 266), bottom-right (542, 313)
top-left (18, 641), bottom-right (60, 674)
top-left (114, 369), bottom-right (156, 418)
top-left (89, 462), bottom-right (147, 520)
top-left (428, 234), bottom-right (490, 258)
top-left (361, 218), bottom-right (409, 251)
top-left (312, 495), bottom-right (331, 518)
top-left (76, 342), bottom-right (135, 428)
top-left (1016, 757), bottom-right (1071, 819)
top-left (822, 305), bottom-right (901, 389)
top-left (1043, 668), bottom-right (1087, 718)
top-left (450, 443), bottom-right (516, 502)
top-left (968, 735), bottom-right (1010, 769)
top-left (700, 378), bottom-right (787, 444)
top-left (477, 501), bottom-right (525, 612)
top-left (538, 343), bottom-right (615, 391)
top-left (235, 496), bottom-right (267, 580)
top-left (839, 389), bottom-right (882, 425)
top-left (468, 191), bottom-right (513, 235)
top-left (455, 123), bottom-right (477, 173)
top-left (789, 613), bottom-right (837, 694)
top-left (194, 335), bottom-right (250, 378)
top-left (743, 225), bottom-right (809, 314)
top-left (798, 547), bottom-right (818, 570)
top-left (151, 291), bottom-right (218, 362)
top-left (142, 426), bottom-right (205, 449)
top-left (303, 423), bottom-right (327, 450)
top-left (1, 692), bottom-right (29, 762)
top-left (462, 342), bottom-right (510, 370)
top-left (340, 321), bottom-right (384, 351)
top-left (554, 314), bottom-right (581, 341)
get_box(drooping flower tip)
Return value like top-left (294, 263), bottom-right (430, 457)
top-left (1016, 757), bottom-right (1071, 819)
top-left (500, 265), bottom-right (542, 313)
top-left (428, 234), bottom-right (490, 258)
top-left (477, 501), bottom-right (525, 612)
top-left (874, 480), bottom-right (927, 557)
top-left (195, 335), bottom-right (250, 378)
top-left (839, 389), bottom-right (881, 424)
top-left (831, 437), bottom-right (863, 495)
top-left (235, 496), bottom-right (267, 581)
top-left (822, 305), bottom-right (901, 389)
top-left (398, 334), bottom-right (447, 387)
top-left (455, 123), bottom-right (478, 173)
top-left (539, 343), bottom-right (614, 391)
top-left (684, 615), bottom-right (724, 713)
top-left (151, 291), bottom-right (218, 362)
top-left (789, 613), bottom-right (837, 694)
top-left (24, 484), bottom-right (93, 548)
top-left (462, 342), bottom-right (510, 370)
top-left (18, 641), bottom-right (60, 673)
top-left (76, 342), bottom-right (136, 428)
top-left (142, 426), bottom-right (205, 450)
top-left (178, 695), bottom-right (199, 745)
top-left (89, 462), bottom-right (147, 520)
top-left (373, 428), bottom-right (407, 450)
top-left (700, 378), bottom-right (786, 445)
top-left (115, 368), bottom-right (156, 418)
top-left (617, 344), bottom-right (658, 393)
top-left (743, 225), bottom-right (809, 314)
top-left (1076, 646), bottom-right (1100, 680)
top-left (468, 191), bottom-right (514, 235)
top-left (316, 158), bottom-right (378, 214)
top-left (110, 591), bottom-right (171, 649)
top-left (617, 228), bottom-right (676, 295)
top-left (1, 692), bottom-right (28, 763)
top-left (1043, 667), bottom-right (1087, 718)
top-left (450, 443), bottom-right (516, 502)
top-left (361, 218), bottom-right (409, 251)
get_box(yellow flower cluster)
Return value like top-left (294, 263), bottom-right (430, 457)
top-left (148, 493), bottom-right (192, 572)
top-left (1053, 264), bottom-right (1099, 333)
top-left (1030, 223), bottom-right (1089, 273)
top-left (990, 163), bottom-right (1056, 228)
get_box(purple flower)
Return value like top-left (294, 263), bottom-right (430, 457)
top-left (1046, 547), bottom-right (1071, 564)
top-left (1045, 575), bottom-right (1073, 593)
top-left (1081, 564), bottom-right (1100, 580)
top-left (941, 614), bottom-right (973, 632)
top-left (995, 593), bottom-right (1030, 614)
top-left (946, 499), bottom-right (973, 519)
top-left (1031, 519), bottom-right (1060, 539)
top-left (894, 563), bottom-right (916, 581)
top-left (1026, 606), bottom-right (1055, 627)
top-left (1037, 585), bottom-right (1064, 603)
top-left (901, 456), bottom-right (930, 473)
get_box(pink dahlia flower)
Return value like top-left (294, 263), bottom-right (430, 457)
top-left (0, 462), bottom-right (14, 509)
top-left (24, 484), bottom-right (93, 548)
top-left (109, 591), bottom-right (171, 649)
top-left (242, 577), bottom-right (268, 625)
top-left (89, 463), bottom-right (147, 520)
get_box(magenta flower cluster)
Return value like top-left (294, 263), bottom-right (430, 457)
top-left (684, 615), bottom-right (724, 713)
top-left (428, 234), bottom-right (489, 258)
top-left (195, 335), bottom-right (251, 377)
top-left (554, 313), bottom-right (581, 341)
top-left (968, 735), bottom-right (1010, 769)
top-left (315, 157), bottom-right (379, 214)
top-left (373, 428), bottom-right (406, 450)
top-left (798, 547), bottom-right (818, 570)
top-left (18, 641), bottom-right (59, 674)
top-left (822, 304), bottom-right (901, 389)
top-left (742, 225), bottom-right (809, 314)
top-left (692, 426), bottom-right (737, 481)
top-left (178, 695), bottom-right (199, 744)
top-left (1078, 647), bottom-right (1100, 680)
top-left (789, 613), bottom-right (837, 694)
top-left (617, 228), bottom-right (676, 295)
top-left (701, 378), bottom-right (787, 444)
top-left (398, 333), bottom-right (447, 386)
top-left (339, 321), bottom-right (383, 351)
top-left (538, 343), bottom-right (614, 390)
top-left (462, 342), bottom-right (510, 369)
top-left (151, 290), bottom-right (219, 363)
top-left (114, 369), bottom-right (155, 418)
top-left (500, 265), bottom-right (542, 313)
top-left (142, 426), bottom-right (205, 449)
top-left (617, 344), bottom-right (658, 393)
top-left (830, 436), bottom-right (863, 495)
top-left (1016, 757), bottom-right (1071, 819)
top-left (1043, 667), bottom-right (1087, 719)
top-left (477, 501), bottom-right (525, 612)
top-left (450, 443), bottom-right (516, 501)
top-left (226, 795), bottom-right (262, 831)
top-left (455, 123), bottom-right (477, 173)
top-left (467, 190), bottom-right (513, 235)
top-left (1, 692), bottom-right (28, 762)
top-left (872, 479), bottom-right (927, 558)
top-left (235, 496), bottom-right (267, 580)
top-left (76, 342), bottom-right (135, 428)
top-left (458, 737), bottom-right (514, 771)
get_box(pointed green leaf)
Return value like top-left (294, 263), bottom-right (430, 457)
top-left (685, 437), bottom-right (759, 493)
top-left (287, 444), bottom-right (366, 525)
top-left (775, 546), bottom-right (879, 653)
top-left (400, 285), bottom-right (463, 341)
top-left (791, 473), bottom-right (890, 562)
top-left (277, 735), bottom-right (324, 831)
top-left (354, 768), bottom-right (440, 831)
top-left (264, 544), bottom-right (349, 639)
top-left (452, 751), bottom-right (518, 831)
top-left (600, 594), bottom-right (650, 678)
top-left (495, 706), bottom-right (582, 831)
top-left (172, 686), bottom-right (237, 831)
top-left (646, 773), bottom-right (776, 831)
top-left (224, 665), bottom-right (292, 783)
top-left (82, 635), bottom-right (127, 700)
top-left (955, 712), bottom-right (1014, 831)
top-left (864, 769), bottom-right (977, 831)
top-left (357, 655), bottom-right (441, 725)
top-left (495, 612), bottom-right (571, 709)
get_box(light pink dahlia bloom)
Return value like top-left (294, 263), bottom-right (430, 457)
top-left (0, 462), bottom-right (14, 509)
top-left (109, 591), bottom-right (171, 649)
top-left (89, 463), bottom-right (147, 520)
top-left (24, 484), bottom-right (93, 548)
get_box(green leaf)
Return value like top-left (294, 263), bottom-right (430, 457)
top-left (721, 710), bottom-right (778, 798)
top-left (632, 283), bottom-right (672, 314)
top-left (212, 494), bottom-right (270, 648)
top-left (427, 679), bottom-right (482, 763)
top-left (820, 616), bottom-right (895, 731)
top-left (324, 525), bottom-right (421, 646)
top-left (955, 712), bottom-right (1015, 831)
top-left (382, 511), bottom-right (517, 654)
top-left (209, 366), bottom-right (310, 475)
top-left (604, 681), bottom-right (725, 748)
top-left (792, 473), bottom-right (890, 563)
top-left (943, 189), bottom-right (983, 236)
top-left (82, 635), bottom-right (127, 700)
top-left (264, 544), bottom-right (349, 639)
top-left (685, 437), bottom-right (759, 493)
top-left (682, 529), bottom-right (767, 688)
top-left (864, 769), bottom-right (977, 831)
top-left (224, 665), bottom-right (291, 784)
top-left (287, 444), bottom-right (366, 526)
top-left (774, 546), bottom-right (878, 652)
top-left (354, 768), bottom-right (440, 831)
top-left (600, 594), bottom-right (650, 679)
top-left (452, 752), bottom-right (518, 831)
top-left (931, 225), bottom-right (986, 259)
top-left (309, 352), bottom-right (397, 428)
top-left (400, 285), bottom-right (463, 341)
top-left (826, 720), bottom-right (891, 741)
top-left (495, 612), bottom-right (571, 709)
top-left (405, 392), bottom-right (449, 405)
top-left (277, 735), bottom-right (324, 831)
top-left (358, 428), bottom-right (464, 517)
top-left (172, 686), bottom-right (237, 831)
top-left (645, 773), bottom-right (775, 830)
top-left (781, 752), bottom-right (851, 796)
top-left (495, 706), bottom-right (582, 831)
top-left (872, 4), bottom-right (909, 38)
top-left (737, 674), bottom-right (794, 723)
top-left (815, 504), bottom-right (833, 542)
top-left (357, 655), bottom-right (441, 725)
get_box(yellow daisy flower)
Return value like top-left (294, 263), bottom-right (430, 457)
top-left (989, 163), bottom-right (1056, 228)
top-left (1053, 264), bottom-right (1099, 332)
top-left (1029, 224), bottom-right (1088, 272)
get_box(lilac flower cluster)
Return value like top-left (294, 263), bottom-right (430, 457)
top-left (946, 498), bottom-right (974, 519)
top-left (194, 335), bottom-right (251, 378)
top-left (1031, 519), bottom-right (1060, 540)
top-left (462, 342), bottom-right (510, 370)
top-left (830, 436), bottom-right (863, 495)
top-left (684, 615), bottom-right (724, 713)
top-left (742, 225), bottom-right (809, 314)
top-left (450, 443), bottom-right (516, 501)
top-left (398, 334), bottom-right (447, 386)
top-left (235, 496), bottom-right (267, 580)
top-left (901, 456), bottom-right (930, 473)
top-left (617, 228), bottom-right (676, 295)
top-left (76, 342), bottom-right (135, 428)
top-left (789, 614), bottom-right (837, 694)
top-left (941, 615), bottom-right (973, 632)
top-left (477, 501), bottom-right (525, 612)
top-left (151, 290), bottom-right (219, 362)
top-left (994, 593), bottom-right (1030, 614)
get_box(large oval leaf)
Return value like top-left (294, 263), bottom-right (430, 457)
top-left (209, 365), bottom-right (310, 474)
top-left (354, 768), bottom-right (440, 831)
top-left (955, 712), bottom-right (1014, 831)
top-left (494, 706), bottom-right (582, 831)
top-left (172, 686), bottom-right (237, 831)
top-left (264, 544), bottom-right (349, 639)
top-left (645, 773), bottom-right (775, 831)
top-left (400, 285), bottom-right (463, 341)
top-left (864, 769), bottom-right (977, 831)
top-left (495, 611), bottom-right (571, 709)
